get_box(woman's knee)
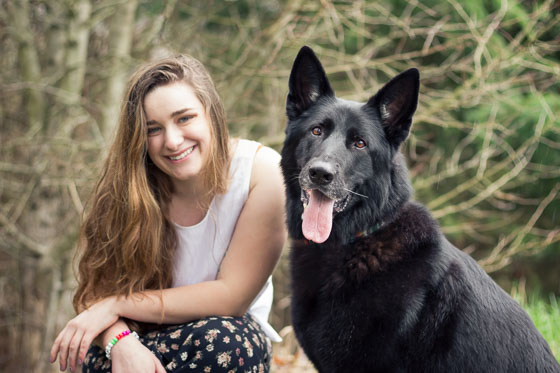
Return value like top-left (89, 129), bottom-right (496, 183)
top-left (167, 315), bottom-right (271, 370)
top-left (187, 316), bottom-right (258, 350)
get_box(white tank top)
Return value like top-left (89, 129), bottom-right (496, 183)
top-left (172, 139), bottom-right (281, 342)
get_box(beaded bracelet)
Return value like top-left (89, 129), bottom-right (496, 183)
top-left (105, 330), bottom-right (139, 360)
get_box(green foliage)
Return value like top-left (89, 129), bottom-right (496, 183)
top-left (513, 287), bottom-right (560, 363)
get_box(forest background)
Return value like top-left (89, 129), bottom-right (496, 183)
top-left (0, 0), bottom-right (558, 372)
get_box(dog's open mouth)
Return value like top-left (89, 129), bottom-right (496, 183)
top-left (301, 189), bottom-right (351, 244)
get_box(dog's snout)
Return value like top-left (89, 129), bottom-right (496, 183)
top-left (309, 162), bottom-right (335, 185)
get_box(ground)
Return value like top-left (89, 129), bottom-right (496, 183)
top-left (271, 326), bottom-right (316, 373)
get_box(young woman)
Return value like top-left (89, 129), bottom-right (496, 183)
top-left (50, 55), bottom-right (286, 372)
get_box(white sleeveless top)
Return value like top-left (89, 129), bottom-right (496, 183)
top-left (172, 139), bottom-right (281, 342)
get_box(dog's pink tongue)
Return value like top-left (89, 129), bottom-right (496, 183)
top-left (302, 190), bottom-right (334, 243)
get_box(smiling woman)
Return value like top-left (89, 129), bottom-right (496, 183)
top-left (49, 55), bottom-right (286, 373)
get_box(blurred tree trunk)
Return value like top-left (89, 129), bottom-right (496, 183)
top-left (99, 0), bottom-right (138, 139)
top-left (7, 0), bottom-right (46, 135)
top-left (50, 0), bottom-right (92, 135)
top-left (5, 2), bottom-right (50, 371)
top-left (13, 0), bottom-right (92, 370)
top-left (58, 0), bottom-right (91, 101)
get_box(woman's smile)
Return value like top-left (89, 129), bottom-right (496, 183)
top-left (167, 145), bottom-right (196, 162)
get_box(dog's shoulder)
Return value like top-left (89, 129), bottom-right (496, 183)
top-left (374, 200), bottom-right (442, 254)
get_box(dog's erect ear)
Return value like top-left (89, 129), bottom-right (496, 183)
top-left (366, 68), bottom-right (419, 147)
top-left (287, 46), bottom-right (334, 120)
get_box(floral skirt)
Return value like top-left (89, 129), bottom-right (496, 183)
top-left (83, 314), bottom-right (271, 373)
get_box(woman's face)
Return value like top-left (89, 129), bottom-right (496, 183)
top-left (144, 81), bottom-right (212, 186)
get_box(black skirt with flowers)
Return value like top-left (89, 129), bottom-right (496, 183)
top-left (83, 314), bottom-right (271, 373)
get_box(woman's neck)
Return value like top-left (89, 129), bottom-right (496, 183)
top-left (171, 175), bottom-right (205, 199)
top-left (169, 177), bottom-right (212, 227)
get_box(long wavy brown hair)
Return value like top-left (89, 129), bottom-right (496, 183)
top-left (73, 55), bottom-right (230, 312)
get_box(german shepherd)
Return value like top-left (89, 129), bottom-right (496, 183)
top-left (280, 46), bottom-right (559, 373)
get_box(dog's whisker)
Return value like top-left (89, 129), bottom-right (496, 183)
top-left (344, 188), bottom-right (369, 199)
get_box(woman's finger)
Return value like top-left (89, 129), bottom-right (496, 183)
top-left (57, 326), bottom-right (77, 371)
top-left (50, 327), bottom-right (66, 363)
top-left (67, 328), bottom-right (86, 372)
top-left (77, 331), bottom-right (95, 368)
top-left (155, 358), bottom-right (166, 373)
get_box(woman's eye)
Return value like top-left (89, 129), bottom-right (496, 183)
top-left (354, 139), bottom-right (367, 149)
top-left (311, 126), bottom-right (322, 136)
top-left (147, 127), bottom-right (160, 136)
top-left (178, 115), bottom-right (192, 124)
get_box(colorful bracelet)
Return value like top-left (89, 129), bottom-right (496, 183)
top-left (105, 329), bottom-right (139, 360)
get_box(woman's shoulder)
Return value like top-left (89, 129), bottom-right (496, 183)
top-left (231, 138), bottom-right (281, 165)
top-left (248, 142), bottom-right (282, 192)
top-left (255, 144), bottom-right (281, 164)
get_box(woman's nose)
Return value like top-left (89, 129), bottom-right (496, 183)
top-left (164, 124), bottom-right (184, 150)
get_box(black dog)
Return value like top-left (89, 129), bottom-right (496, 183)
top-left (280, 46), bottom-right (559, 373)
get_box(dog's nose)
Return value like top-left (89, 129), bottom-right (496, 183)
top-left (309, 162), bottom-right (334, 185)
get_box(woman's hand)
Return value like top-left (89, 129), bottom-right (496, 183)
top-left (111, 336), bottom-right (166, 373)
top-left (50, 296), bottom-right (119, 371)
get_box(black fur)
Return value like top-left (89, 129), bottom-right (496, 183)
top-left (281, 46), bottom-right (559, 373)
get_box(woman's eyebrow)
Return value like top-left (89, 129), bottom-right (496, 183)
top-left (171, 108), bottom-right (194, 117)
top-left (146, 108), bottom-right (194, 126)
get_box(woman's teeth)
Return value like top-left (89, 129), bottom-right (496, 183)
top-left (168, 147), bottom-right (194, 160)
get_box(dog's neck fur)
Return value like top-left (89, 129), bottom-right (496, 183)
top-left (325, 151), bottom-right (412, 245)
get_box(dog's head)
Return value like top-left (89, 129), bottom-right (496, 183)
top-left (281, 46), bottom-right (419, 244)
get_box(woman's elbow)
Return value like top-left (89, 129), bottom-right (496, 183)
top-left (221, 297), bottom-right (250, 318)
top-left (230, 305), bottom-right (249, 318)
top-left (214, 282), bottom-right (251, 317)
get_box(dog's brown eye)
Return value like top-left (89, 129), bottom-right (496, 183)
top-left (312, 127), bottom-right (322, 136)
top-left (354, 139), bottom-right (367, 149)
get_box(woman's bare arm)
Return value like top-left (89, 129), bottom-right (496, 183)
top-left (115, 145), bottom-right (286, 324)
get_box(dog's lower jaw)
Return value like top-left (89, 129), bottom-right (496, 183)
top-left (300, 189), bottom-right (352, 214)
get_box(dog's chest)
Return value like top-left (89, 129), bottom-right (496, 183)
top-left (290, 238), bottom-right (430, 371)
top-left (292, 235), bottom-right (406, 286)
top-left (290, 237), bottom-right (414, 320)
top-left (291, 255), bottom-right (408, 371)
